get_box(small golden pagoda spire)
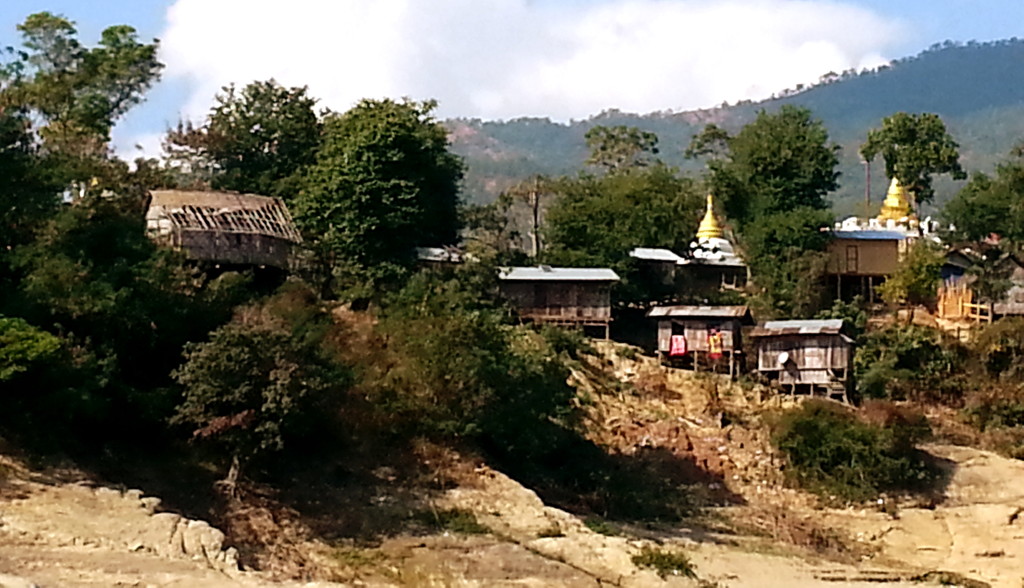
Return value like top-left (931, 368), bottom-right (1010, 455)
top-left (696, 194), bottom-right (724, 240)
top-left (878, 177), bottom-right (913, 222)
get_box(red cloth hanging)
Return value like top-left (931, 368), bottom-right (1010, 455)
top-left (669, 335), bottom-right (687, 357)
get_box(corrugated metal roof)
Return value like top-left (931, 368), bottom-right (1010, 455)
top-left (647, 305), bottom-right (751, 319)
top-left (498, 266), bottom-right (620, 282)
top-left (677, 256), bottom-right (746, 267)
top-left (415, 246), bottom-right (464, 263)
top-left (629, 247), bottom-right (684, 263)
top-left (751, 319), bottom-right (845, 337)
top-left (832, 230), bottom-right (909, 241)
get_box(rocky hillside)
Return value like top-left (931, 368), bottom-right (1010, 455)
top-left (448, 39), bottom-right (1024, 216)
top-left (2, 342), bottom-right (1022, 587)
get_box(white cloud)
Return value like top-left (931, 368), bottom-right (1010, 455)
top-left (158, 0), bottom-right (905, 122)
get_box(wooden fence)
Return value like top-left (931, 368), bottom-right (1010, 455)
top-left (937, 280), bottom-right (993, 323)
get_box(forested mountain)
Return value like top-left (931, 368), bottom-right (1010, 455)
top-left (447, 38), bottom-right (1024, 216)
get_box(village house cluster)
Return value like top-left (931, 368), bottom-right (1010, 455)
top-left (144, 179), bottom-right (1024, 403)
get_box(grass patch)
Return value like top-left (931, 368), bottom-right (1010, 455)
top-left (413, 507), bottom-right (490, 534)
top-left (583, 516), bottom-right (621, 536)
top-left (631, 545), bottom-right (697, 579)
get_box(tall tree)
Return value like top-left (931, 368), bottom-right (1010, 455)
top-left (293, 98), bottom-right (464, 294)
top-left (688, 106), bottom-right (840, 317)
top-left (543, 162), bottom-right (704, 305)
top-left (584, 125), bottom-right (659, 172)
top-left (689, 105), bottom-right (840, 228)
top-left (164, 80), bottom-right (321, 197)
top-left (860, 112), bottom-right (966, 206)
top-left (943, 144), bottom-right (1024, 244)
top-left (500, 174), bottom-right (554, 258)
top-left (5, 12), bottom-right (162, 163)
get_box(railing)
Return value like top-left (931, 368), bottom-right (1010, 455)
top-left (963, 301), bottom-right (993, 323)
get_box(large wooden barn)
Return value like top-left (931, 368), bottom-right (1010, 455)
top-left (146, 190), bottom-right (302, 270)
top-left (749, 319), bottom-right (854, 402)
top-left (498, 266), bottom-right (619, 338)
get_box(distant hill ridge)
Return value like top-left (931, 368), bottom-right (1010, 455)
top-left (447, 38), bottom-right (1024, 216)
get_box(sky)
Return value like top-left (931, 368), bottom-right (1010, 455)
top-left (3, 0), bottom-right (1024, 158)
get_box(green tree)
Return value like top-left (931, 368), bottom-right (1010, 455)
top-left (373, 272), bottom-right (578, 457)
top-left (860, 112), bottom-right (966, 206)
top-left (294, 98), bottom-right (464, 295)
top-left (5, 12), bottom-right (162, 161)
top-left (542, 164), bottom-right (704, 305)
top-left (688, 107), bottom-right (839, 317)
top-left (741, 208), bottom-right (834, 318)
top-left (689, 105), bottom-right (839, 227)
top-left (0, 316), bottom-right (61, 381)
top-left (164, 80), bottom-right (321, 197)
top-left (877, 239), bottom-right (945, 314)
top-left (0, 107), bottom-right (59, 259)
top-left (172, 292), bottom-right (350, 488)
top-left (943, 144), bottom-right (1024, 244)
top-left (584, 125), bottom-right (659, 172)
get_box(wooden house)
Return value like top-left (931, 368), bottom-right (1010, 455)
top-left (647, 305), bottom-right (753, 376)
top-left (826, 229), bottom-right (911, 302)
top-left (749, 319), bottom-right (853, 402)
top-left (146, 190), bottom-right (301, 270)
top-left (498, 266), bottom-right (619, 338)
top-left (629, 247), bottom-right (683, 286)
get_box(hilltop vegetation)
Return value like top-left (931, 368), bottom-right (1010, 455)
top-left (449, 38), bottom-right (1024, 214)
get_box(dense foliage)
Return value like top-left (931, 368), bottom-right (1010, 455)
top-left (861, 112), bottom-right (966, 205)
top-left (542, 159), bottom-right (704, 305)
top-left (773, 400), bottom-right (937, 502)
top-left (372, 272), bottom-right (579, 457)
top-left (688, 106), bottom-right (838, 317)
top-left (294, 98), bottom-right (464, 296)
top-left (164, 80), bottom-right (321, 197)
top-left (854, 325), bottom-right (968, 403)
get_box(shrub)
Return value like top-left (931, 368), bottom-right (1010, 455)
top-left (973, 317), bottom-right (1024, 381)
top-left (631, 545), bottom-right (697, 579)
top-left (172, 286), bottom-right (352, 483)
top-left (373, 273), bottom-right (579, 457)
top-left (413, 508), bottom-right (489, 535)
top-left (772, 400), bottom-right (938, 502)
top-left (854, 325), bottom-right (968, 402)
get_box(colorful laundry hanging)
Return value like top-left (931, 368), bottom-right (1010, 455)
top-left (669, 335), bottom-right (687, 356)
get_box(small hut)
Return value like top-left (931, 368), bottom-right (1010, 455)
top-left (146, 190), bottom-right (302, 270)
top-left (749, 319), bottom-right (853, 402)
top-left (498, 266), bottom-right (619, 338)
top-left (647, 305), bottom-right (753, 376)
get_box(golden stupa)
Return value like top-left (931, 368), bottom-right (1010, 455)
top-left (878, 177), bottom-right (913, 222)
top-left (696, 194), bottom-right (724, 240)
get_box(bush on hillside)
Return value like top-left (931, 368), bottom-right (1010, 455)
top-left (372, 272), bottom-right (580, 458)
top-left (772, 400), bottom-right (938, 502)
top-left (854, 325), bottom-right (968, 403)
top-left (973, 317), bottom-right (1024, 381)
top-left (172, 283), bottom-right (352, 484)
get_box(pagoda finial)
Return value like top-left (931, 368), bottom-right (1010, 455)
top-left (878, 177), bottom-right (913, 222)
top-left (696, 193), bottom-right (724, 240)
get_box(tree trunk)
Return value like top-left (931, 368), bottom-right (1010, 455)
top-left (217, 454), bottom-right (241, 499)
top-left (530, 189), bottom-right (540, 258)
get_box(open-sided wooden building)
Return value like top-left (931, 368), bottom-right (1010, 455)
top-left (647, 305), bottom-right (753, 376)
top-left (749, 319), bottom-right (853, 402)
top-left (498, 266), bottom-right (619, 338)
top-left (146, 190), bottom-right (301, 270)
